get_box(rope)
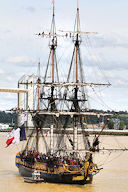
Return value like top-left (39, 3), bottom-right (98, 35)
top-left (99, 150), bottom-right (124, 167)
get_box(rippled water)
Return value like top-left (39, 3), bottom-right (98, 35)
top-left (1, 133), bottom-right (128, 192)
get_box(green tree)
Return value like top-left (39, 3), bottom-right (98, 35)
top-left (126, 124), bottom-right (128, 129)
top-left (119, 120), bottom-right (125, 130)
top-left (108, 120), bottom-right (114, 129)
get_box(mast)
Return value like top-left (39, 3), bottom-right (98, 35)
top-left (50, 1), bottom-right (56, 154)
top-left (73, 0), bottom-right (80, 152)
top-left (76, 0), bottom-right (79, 83)
top-left (37, 59), bottom-right (41, 111)
top-left (37, 1), bottom-right (63, 154)
top-left (36, 59), bottom-right (41, 153)
top-left (52, 2), bottom-right (55, 83)
top-left (50, 1), bottom-right (57, 112)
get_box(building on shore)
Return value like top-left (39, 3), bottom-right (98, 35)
top-left (0, 123), bottom-right (9, 130)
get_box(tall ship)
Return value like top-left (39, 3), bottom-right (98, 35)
top-left (15, 1), bottom-right (111, 185)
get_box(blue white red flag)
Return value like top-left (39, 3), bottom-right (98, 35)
top-left (6, 128), bottom-right (20, 147)
top-left (6, 125), bottom-right (26, 147)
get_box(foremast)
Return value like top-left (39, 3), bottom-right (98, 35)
top-left (38, 1), bottom-right (58, 154)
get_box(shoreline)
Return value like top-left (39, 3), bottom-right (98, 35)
top-left (1, 129), bottom-right (128, 136)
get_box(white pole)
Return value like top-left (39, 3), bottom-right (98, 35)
top-left (73, 126), bottom-right (78, 150)
top-left (50, 124), bottom-right (54, 154)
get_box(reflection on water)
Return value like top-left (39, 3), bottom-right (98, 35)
top-left (1, 133), bottom-right (128, 192)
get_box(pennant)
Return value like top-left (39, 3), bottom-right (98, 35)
top-left (52, 0), bottom-right (54, 4)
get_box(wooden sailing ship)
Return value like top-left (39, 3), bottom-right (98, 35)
top-left (15, 1), bottom-right (111, 185)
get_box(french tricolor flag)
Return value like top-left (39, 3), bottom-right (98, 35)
top-left (6, 124), bottom-right (26, 147)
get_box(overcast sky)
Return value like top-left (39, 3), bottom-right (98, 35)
top-left (0, 0), bottom-right (128, 111)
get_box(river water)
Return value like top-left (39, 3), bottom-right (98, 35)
top-left (0, 133), bottom-right (128, 192)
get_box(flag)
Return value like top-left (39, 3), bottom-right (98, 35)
top-left (6, 137), bottom-right (14, 147)
top-left (20, 124), bottom-right (27, 141)
top-left (6, 128), bottom-right (20, 147)
top-left (12, 128), bottom-right (20, 145)
top-left (6, 124), bottom-right (27, 147)
top-left (52, 0), bottom-right (54, 4)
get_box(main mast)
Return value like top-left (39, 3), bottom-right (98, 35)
top-left (52, 2), bottom-right (56, 83)
top-left (51, 1), bottom-right (56, 154)
top-left (76, 0), bottom-right (79, 83)
top-left (73, 0), bottom-right (81, 152)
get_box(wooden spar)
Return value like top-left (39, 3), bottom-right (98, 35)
top-left (50, 124), bottom-right (54, 153)
top-left (37, 59), bottom-right (40, 111)
top-left (73, 0), bottom-right (80, 153)
top-left (36, 59), bottom-right (41, 153)
top-left (19, 111), bottom-right (112, 117)
top-left (52, 49), bottom-right (55, 83)
top-left (36, 127), bottom-right (39, 153)
top-left (73, 126), bottom-right (78, 151)
top-left (0, 88), bottom-right (28, 93)
top-left (53, 2), bottom-right (55, 35)
top-left (18, 82), bottom-right (111, 87)
top-left (77, 0), bottom-right (79, 33)
top-left (51, 2), bottom-right (55, 153)
top-left (96, 118), bottom-right (110, 140)
top-left (59, 30), bottom-right (97, 35)
top-left (76, 1), bottom-right (79, 83)
top-left (76, 45), bottom-right (78, 83)
top-left (92, 118), bottom-right (110, 150)
top-left (52, 3), bottom-right (55, 83)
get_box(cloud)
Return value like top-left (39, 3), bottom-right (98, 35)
top-left (0, 94), bottom-right (17, 111)
top-left (0, 69), bottom-right (4, 74)
top-left (6, 76), bottom-right (14, 82)
top-left (6, 56), bottom-right (30, 64)
top-left (25, 6), bottom-right (36, 13)
top-left (81, 45), bottom-right (128, 72)
top-left (85, 54), bottom-right (102, 63)
top-left (83, 33), bottom-right (128, 49)
top-left (106, 69), bottom-right (128, 87)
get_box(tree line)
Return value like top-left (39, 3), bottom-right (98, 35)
top-left (0, 110), bottom-right (128, 130)
top-left (0, 111), bottom-right (17, 125)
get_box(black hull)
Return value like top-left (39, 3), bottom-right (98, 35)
top-left (18, 165), bottom-right (93, 185)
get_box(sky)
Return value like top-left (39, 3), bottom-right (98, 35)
top-left (0, 0), bottom-right (128, 111)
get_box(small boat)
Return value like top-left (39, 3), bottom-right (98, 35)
top-left (24, 170), bottom-right (44, 183)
